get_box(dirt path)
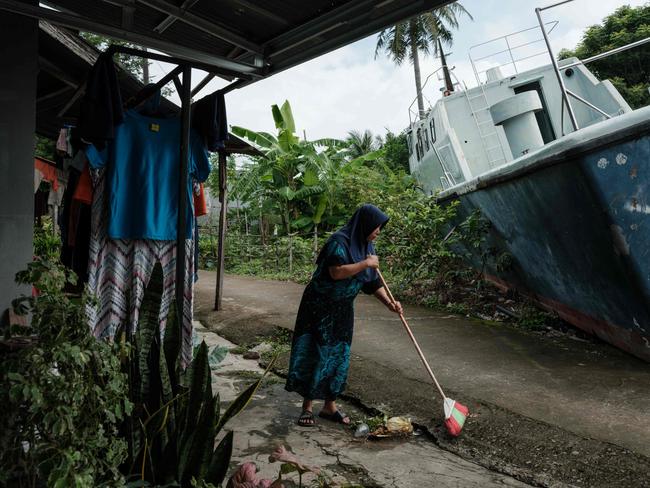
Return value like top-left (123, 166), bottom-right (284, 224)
top-left (195, 272), bottom-right (650, 487)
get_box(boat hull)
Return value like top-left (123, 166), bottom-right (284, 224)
top-left (442, 119), bottom-right (650, 362)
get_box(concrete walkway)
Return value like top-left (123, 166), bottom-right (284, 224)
top-left (194, 322), bottom-right (530, 488)
top-left (194, 272), bottom-right (650, 486)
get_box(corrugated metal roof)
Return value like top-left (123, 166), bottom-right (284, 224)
top-left (13, 0), bottom-right (452, 83)
top-left (36, 21), bottom-right (263, 156)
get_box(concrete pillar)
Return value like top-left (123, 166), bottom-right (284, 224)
top-left (0, 3), bottom-right (38, 312)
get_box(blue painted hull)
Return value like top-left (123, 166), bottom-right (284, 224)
top-left (441, 113), bottom-right (650, 361)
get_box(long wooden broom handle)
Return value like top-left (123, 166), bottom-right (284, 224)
top-left (376, 269), bottom-right (447, 400)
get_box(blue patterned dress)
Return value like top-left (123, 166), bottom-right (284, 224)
top-left (285, 239), bottom-right (382, 400)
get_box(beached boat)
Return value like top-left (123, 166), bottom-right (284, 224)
top-left (406, 4), bottom-right (650, 361)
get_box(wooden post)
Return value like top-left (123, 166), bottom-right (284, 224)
top-left (176, 64), bottom-right (191, 324)
top-left (288, 233), bottom-right (293, 274)
top-left (214, 150), bottom-right (227, 311)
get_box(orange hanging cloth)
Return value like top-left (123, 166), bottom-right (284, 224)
top-left (34, 158), bottom-right (59, 191)
top-left (194, 182), bottom-right (208, 217)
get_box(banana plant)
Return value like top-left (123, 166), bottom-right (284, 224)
top-left (232, 100), bottom-right (347, 236)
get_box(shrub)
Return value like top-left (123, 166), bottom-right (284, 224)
top-left (0, 260), bottom-right (131, 487)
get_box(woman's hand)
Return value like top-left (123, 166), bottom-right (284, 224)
top-left (365, 254), bottom-right (379, 269)
top-left (388, 300), bottom-right (403, 314)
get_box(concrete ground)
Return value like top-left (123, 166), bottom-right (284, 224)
top-left (195, 272), bottom-right (650, 487)
top-left (194, 322), bottom-right (530, 488)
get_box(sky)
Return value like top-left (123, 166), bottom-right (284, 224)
top-left (151, 0), bottom-right (647, 141)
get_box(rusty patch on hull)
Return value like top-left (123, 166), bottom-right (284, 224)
top-left (485, 273), bottom-right (650, 362)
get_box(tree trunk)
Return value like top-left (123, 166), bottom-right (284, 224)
top-left (284, 207), bottom-right (291, 236)
top-left (288, 233), bottom-right (293, 274)
top-left (313, 224), bottom-right (318, 257)
top-left (438, 38), bottom-right (454, 93)
top-left (259, 207), bottom-right (265, 245)
top-left (410, 20), bottom-right (425, 117)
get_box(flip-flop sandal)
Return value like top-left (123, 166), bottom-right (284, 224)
top-left (318, 410), bottom-right (350, 425)
top-left (297, 410), bottom-right (316, 427)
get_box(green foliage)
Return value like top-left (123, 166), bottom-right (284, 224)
top-left (375, 3), bottom-right (472, 111)
top-left (35, 134), bottom-right (56, 161)
top-left (81, 33), bottom-right (144, 80)
top-left (370, 190), bottom-right (466, 284)
top-left (231, 100), bottom-right (349, 236)
top-left (0, 255), bottom-right (269, 487)
top-left (210, 99), bottom-right (496, 315)
top-left (375, 3), bottom-right (473, 65)
top-left (345, 129), bottom-right (380, 159)
top-left (34, 216), bottom-right (61, 261)
top-left (125, 263), bottom-right (272, 486)
top-left (0, 260), bottom-right (132, 487)
top-left (558, 4), bottom-right (650, 109)
top-left (381, 131), bottom-right (410, 173)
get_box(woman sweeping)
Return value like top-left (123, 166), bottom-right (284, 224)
top-left (285, 204), bottom-right (402, 426)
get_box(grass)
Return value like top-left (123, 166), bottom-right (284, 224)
top-left (220, 369), bottom-right (284, 385)
top-left (517, 304), bottom-right (553, 331)
top-left (229, 345), bottom-right (248, 355)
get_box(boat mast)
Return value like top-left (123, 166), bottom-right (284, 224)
top-left (438, 38), bottom-right (454, 92)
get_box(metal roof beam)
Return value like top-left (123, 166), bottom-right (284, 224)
top-left (0, 0), bottom-right (262, 76)
top-left (39, 56), bottom-right (80, 87)
top-left (229, 0), bottom-right (289, 26)
top-left (266, 0), bottom-right (378, 56)
top-left (268, 0), bottom-right (450, 66)
top-left (267, 0), bottom-right (448, 58)
top-left (153, 0), bottom-right (198, 33)
top-left (191, 73), bottom-right (216, 97)
top-left (110, 44), bottom-right (255, 81)
top-left (37, 86), bottom-right (73, 105)
top-left (136, 0), bottom-right (265, 56)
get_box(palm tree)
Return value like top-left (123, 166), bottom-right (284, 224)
top-left (375, 3), bottom-right (472, 116)
top-left (345, 129), bottom-right (384, 159)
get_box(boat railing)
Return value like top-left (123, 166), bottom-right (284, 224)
top-left (536, 0), bottom-right (650, 135)
top-left (468, 20), bottom-right (559, 85)
top-left (408, 66), bottom-right (445, 126)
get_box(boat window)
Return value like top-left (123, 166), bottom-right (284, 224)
top-left (416, 129), bottom-right (422, 160)
top-left (513, 81), bottom-right (556, 143)
top-left (407, 133), bottom-right (413, 155)
top-left (429, 118), bottom-right (436, 143)
top-left (423, 126), bottom-right (430, 152)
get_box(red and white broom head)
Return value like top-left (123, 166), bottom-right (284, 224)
top-left (443, 397), bottom-right (469, 437)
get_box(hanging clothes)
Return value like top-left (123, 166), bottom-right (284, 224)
top-left (192, 91), bottom-right (228, 151)
top-left (34, 158), bottom-right (59, 192)
top-left (86, 168), bottom-right (196, 367)
top-left (193, 182), bottom-right (208, 217)
top-left (79, 51), bottom-right (123, 148)
top-left (72, 163), bottom-right (93, 205)
top-left (78, 55), bottom-right (211, 366)
top-left (56, 128), bottom-right (69, 154)
top-left (85, 109), bottom-right (210, 240)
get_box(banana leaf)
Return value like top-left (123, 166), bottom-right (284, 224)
top-left (231, 126), bottom-right (276, 149)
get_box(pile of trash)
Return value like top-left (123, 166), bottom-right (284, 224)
top-left (354, 416), bottom-right (413, 439)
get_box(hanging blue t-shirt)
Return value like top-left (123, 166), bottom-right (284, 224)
top-left (86, 110), bottom-right (211, 240)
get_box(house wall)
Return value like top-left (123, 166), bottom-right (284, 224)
top-left (0, 2), bottom-right (38, 314)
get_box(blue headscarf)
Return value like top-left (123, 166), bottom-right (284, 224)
top-left (317, 204), bottom-right (389, 283)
